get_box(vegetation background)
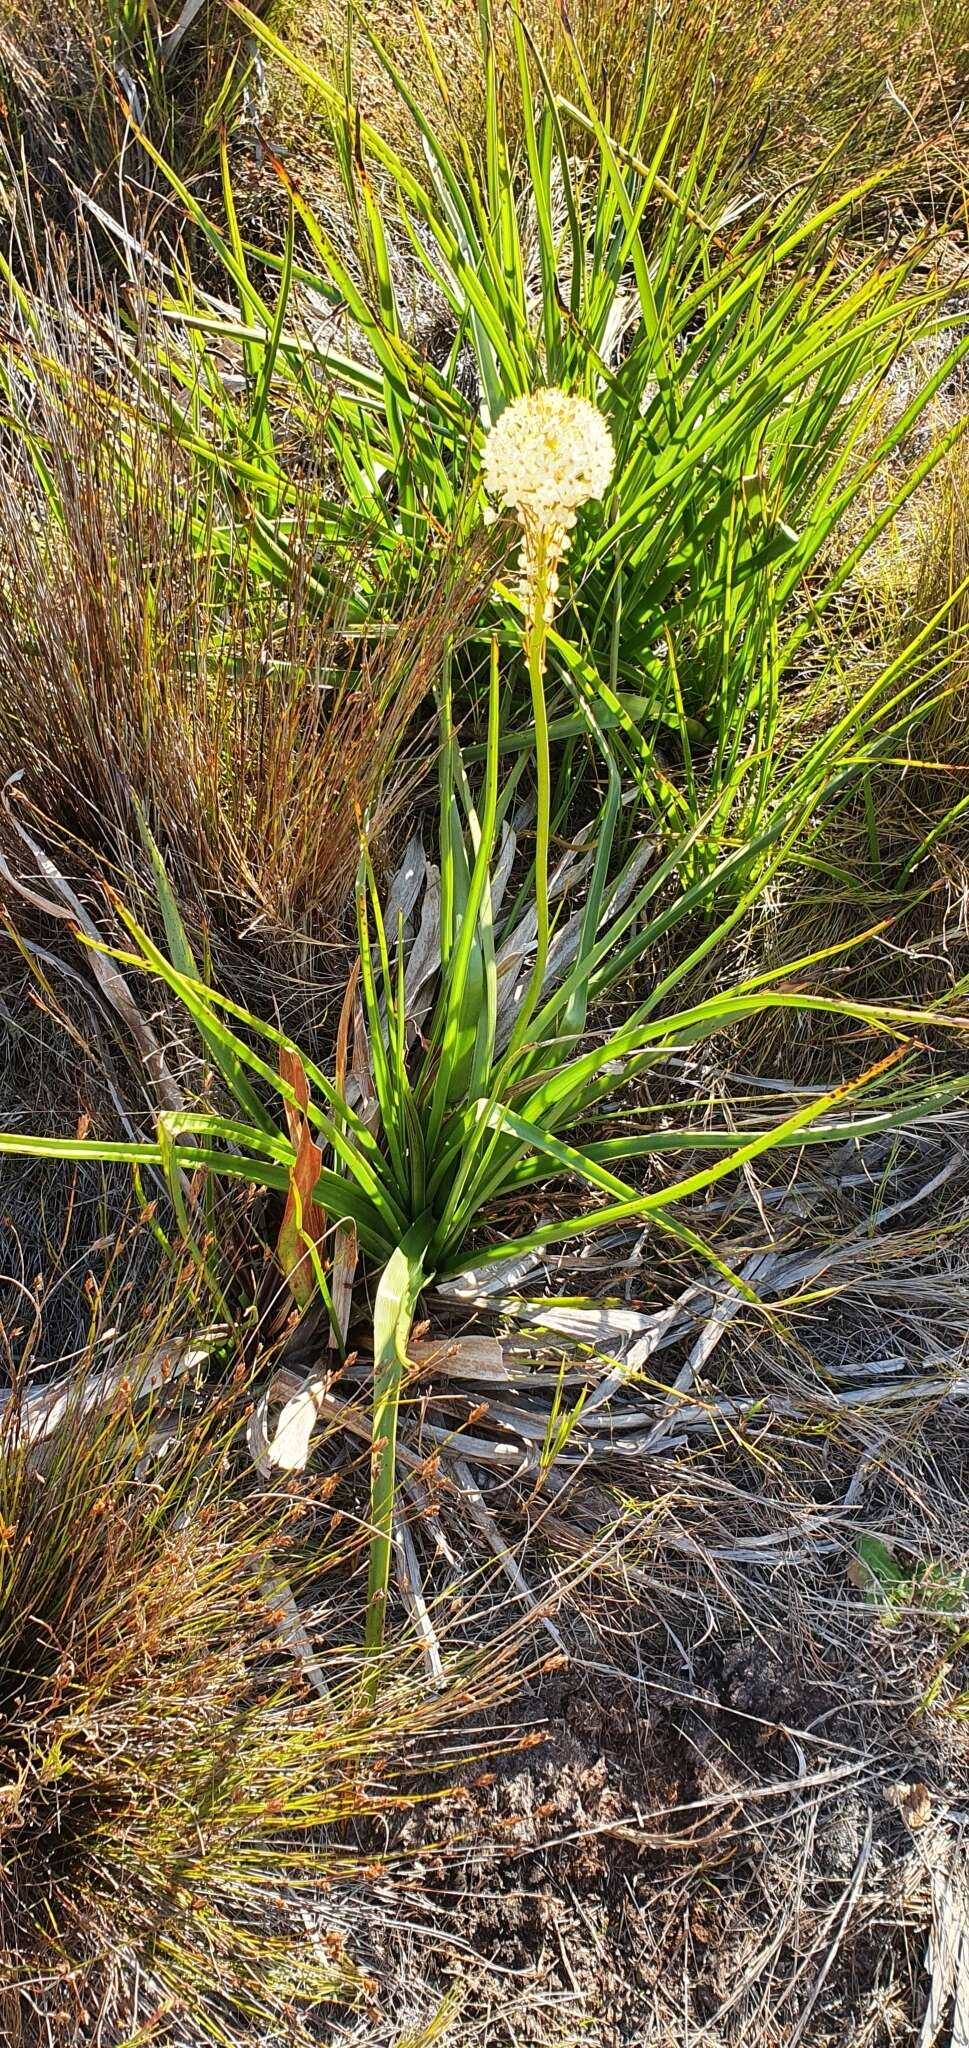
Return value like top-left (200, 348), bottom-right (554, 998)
top-left (0, 0), bottom-right (967, 2042)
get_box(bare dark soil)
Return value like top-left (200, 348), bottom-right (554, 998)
top-left (372, 1598), bottom-right (969, 2048)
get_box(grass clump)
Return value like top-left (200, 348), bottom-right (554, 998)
top-left (0, 0), bottom-right (282, 233)
top-left (0, 280), bottom-right (492, 953)
top-left (0, 1300), bottom-right (520, 2046)
top-left (290, 0), bottom-right (968, 205)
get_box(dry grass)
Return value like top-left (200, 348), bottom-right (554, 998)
top-left (913, 433), bottom-right (969, 712)
top-left (0, 0), bottom-right (280, 226)
top-left (0, 0), bottom-right (964, 275)
top-left (834, 429), bottom-right (969, 947)
top-left (0, 290), bottom-right (488, 959)
top-left (553, 0), bottom-right (969, 190)
top-left (216, 1130), bottom-right (969, 2045)
top-left (2, 946), bottom-right (968, 2044)
top-left (275, 0), bottom-right (968, 215)
top-left (0, 1260), bottom-right (548, 2048)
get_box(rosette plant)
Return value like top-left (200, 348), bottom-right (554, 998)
top-left (2, 395), bottom-right (967, 1693)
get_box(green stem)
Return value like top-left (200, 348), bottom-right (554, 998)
top-left (364, 1217), bottom-right (432, 1702)
top-left (504, 546), bottom-right (552, 1061)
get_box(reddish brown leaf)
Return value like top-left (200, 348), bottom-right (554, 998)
top-left (278, 1044), bottom-right (311, 1149)
top-left (335, 961), bottom-right (360, 1094)
top-left (276, 1048), bottom-right (327, 1309)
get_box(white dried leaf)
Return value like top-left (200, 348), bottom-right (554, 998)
top-left (267, 1382), bottom-right (326, 1472)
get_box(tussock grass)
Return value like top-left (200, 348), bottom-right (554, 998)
top-left (913, 435), bottom-right (969, 738)
top-left (549, 0), bottom-right (969, 196)
top-left (0, 282), bottom-right (490, 955)
top-left (288, 0), bottom-right (968, 207)
top-left (0, 0), bottom-right (281, 232)
top-left (0, 1280), bottom-right (540, 2048)
top-left (903, 443), bottom-right (969, 908)
top-left (805, 433), bottom-right (969, 959)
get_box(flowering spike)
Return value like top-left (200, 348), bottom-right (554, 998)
top-left (483, 387), bottom-right (614, 631)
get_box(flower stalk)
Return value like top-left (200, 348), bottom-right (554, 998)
top-left (483, 388), bottom-right (615, 1055)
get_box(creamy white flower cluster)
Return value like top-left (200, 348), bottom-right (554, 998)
top-left (483, 388), bottom-right (614, 630)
